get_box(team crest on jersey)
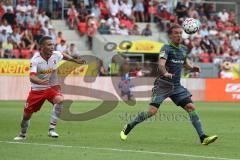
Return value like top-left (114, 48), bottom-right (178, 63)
top-left (53, 60), bottom-right (56, 64)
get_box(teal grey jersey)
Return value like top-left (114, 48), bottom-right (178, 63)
top-left (149, 43), bottom-right (192, 107)
top-left (159, 43), bottom-right (188, 85)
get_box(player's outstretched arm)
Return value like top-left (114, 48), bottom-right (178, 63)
top-left (62, 52), bottom-right (86, 64)
top-left (184, 58), bottom-right (201, 73)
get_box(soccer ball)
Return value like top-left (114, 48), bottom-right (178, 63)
top-left (182, 18), bottom-right (201, 34)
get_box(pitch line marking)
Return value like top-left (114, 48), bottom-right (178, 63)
top-left (0, 141), bottom-right (239, 160)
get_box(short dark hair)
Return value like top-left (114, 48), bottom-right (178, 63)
top-left (39, 36), bottom-right (52, 46)
top-left (167, 24), bottom-right (182, 35)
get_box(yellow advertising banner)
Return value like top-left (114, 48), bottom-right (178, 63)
top-left (0, 59), bottom-right (91, 76)
top-left (0, 59), bottom-right (30, 76)
top-left (233, 64), bottom-right (240, 79)
top-left (117, 40), bottom-right (164, 54)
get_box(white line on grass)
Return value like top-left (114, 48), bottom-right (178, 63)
top-left (0, 140), bottom-right (239, 160)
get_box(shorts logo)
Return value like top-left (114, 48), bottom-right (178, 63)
top-left (24, 103), bottom-right (29, 109)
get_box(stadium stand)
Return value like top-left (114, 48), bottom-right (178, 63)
top-left (0, 0), bottom-right (239, 78)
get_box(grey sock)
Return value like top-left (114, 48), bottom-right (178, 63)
top-left (128, 111), bottom-right (152, 128)
top-left (189, 110), bottom-right (205, 137)
top-left (49, 103), bottom-right (63, 130)
top-left (20, 119), bottom-right (30, 134)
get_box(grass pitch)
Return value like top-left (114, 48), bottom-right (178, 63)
top-left (0, 101), bottom-right (239, 160)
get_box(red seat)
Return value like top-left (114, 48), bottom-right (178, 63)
top-left (21, 49), bottom-right (31, 58)
top-left (78, 22), bottom-right (87, 34)
top-left (13, 49), bottom-right (20, 58)
top-left (148, 6), bottom-right (157, 15)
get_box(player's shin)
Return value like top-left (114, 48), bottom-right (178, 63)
top-left (189, 110), bottom-right (205, 138)
top-left (20, 119), bottom-right (30, 135)
top-left (49, 103), bottom-right (63, 130)
top-left (128, 111), bottom-right (152, 128)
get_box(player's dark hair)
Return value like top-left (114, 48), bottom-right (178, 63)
top-left (39, 36), bottom-right (52, 46)
top-left (167, 24), bottom-right (182, 35)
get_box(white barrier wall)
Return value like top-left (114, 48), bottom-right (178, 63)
top-left (0, 76), bottom-right (205, 101)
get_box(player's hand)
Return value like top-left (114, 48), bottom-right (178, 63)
top-left (40, 78), bottom-right (49, 85)
top-left (191, 65), bottom-right (201, 73)
top-left (163, 72), bottom-right (174, 79)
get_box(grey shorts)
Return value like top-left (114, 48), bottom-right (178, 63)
top-left (150, 78), bottom-right (192, 108)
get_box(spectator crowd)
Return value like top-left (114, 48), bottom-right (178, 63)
top-left (65, 0), bottom-right (240, 75)
top-left (0, 0), bottom-right (79, 58)
top-left (0, 0), bottom-right (239, 78)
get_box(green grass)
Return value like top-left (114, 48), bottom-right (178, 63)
top-left (0, 101), bottom-right (240, 160)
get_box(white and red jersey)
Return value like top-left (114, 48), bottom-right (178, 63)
top-left (30, 51), bottom-right (63, 90)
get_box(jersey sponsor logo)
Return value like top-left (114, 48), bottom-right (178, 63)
top-left (225, 83), bottom-right (240, 93)
top-left (39, 69), bottom-right (53, 74)
top-left (170, 59), bottom-right (184, 64)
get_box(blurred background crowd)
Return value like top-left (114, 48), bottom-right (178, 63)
top-left (0, 0), bottom-right (239, 79)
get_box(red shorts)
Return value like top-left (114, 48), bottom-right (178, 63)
top-left (24, 86), bottom-right (62, 114)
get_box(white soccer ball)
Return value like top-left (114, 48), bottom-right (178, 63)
top-left (182, 18), bottom-right (201, 34)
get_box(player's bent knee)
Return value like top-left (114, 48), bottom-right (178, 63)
top-left (149, 106), bottom-right (158, 116)
top-left (184, 103), bottom-right (196, 112)
top-left (53, 95), bottom-right (64, 104)
top-left (149, 103), bottom-right (160, 108)
top-left (179, 97), bottom-right (192, 107)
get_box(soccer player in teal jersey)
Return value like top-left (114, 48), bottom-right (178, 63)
top-left (120, 24), bottom-right (218, 145)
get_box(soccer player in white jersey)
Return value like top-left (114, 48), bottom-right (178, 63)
top-left (14, 36), bottom-right (85, 140)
